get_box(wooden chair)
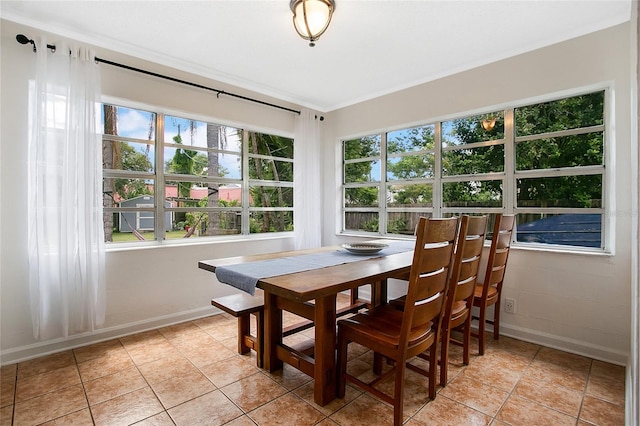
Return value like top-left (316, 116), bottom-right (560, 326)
top-left (472, 214), bottom-right (515, 355)
top-left (438, 215), bottom-right (487, 385)
top-left (336, 217), bottom-right (459, 426)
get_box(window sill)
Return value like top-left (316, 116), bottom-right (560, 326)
top-left (105, 232), bottom-right (295, 253)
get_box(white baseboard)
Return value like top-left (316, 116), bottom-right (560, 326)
top-left (487, 322), bottom-right (628, 366)
top-left (0, 306), bottom-right (219, 365)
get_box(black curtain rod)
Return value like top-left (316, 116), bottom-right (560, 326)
top-left (15, 34), bottom-right (320, 118)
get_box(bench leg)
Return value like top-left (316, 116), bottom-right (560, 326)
top-left (254, 311), bottom-right (264, 368)
top-left (238, 314), bottom-right (251, 355)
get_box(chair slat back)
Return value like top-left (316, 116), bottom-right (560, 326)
top-left (401, 217), bottom-right (459, 347)
top-left (448, 215), bottom-right (488, 307)
top-left (482, 214), bottom-right (515, 295)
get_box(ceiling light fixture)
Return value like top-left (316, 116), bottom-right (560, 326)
top-left (481, 117), bottom-right (497, 131)
top-left (290, 0), bottom-right (336, 47)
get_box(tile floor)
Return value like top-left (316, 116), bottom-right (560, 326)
top-left (0, 294), bottom-right (626, 425)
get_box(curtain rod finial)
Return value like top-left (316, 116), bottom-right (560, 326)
top-left (16, 34), bottom-right (36, 52)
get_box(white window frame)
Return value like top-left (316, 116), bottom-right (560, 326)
top-left (101, 100), bottom-right (295, 246)
top-left (340, 87), bottom-right (609, 253)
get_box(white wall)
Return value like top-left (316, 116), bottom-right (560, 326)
top-left (0, 20), bottom-right (298, 364)
top-left (323, 23), bottom-right (633, 365)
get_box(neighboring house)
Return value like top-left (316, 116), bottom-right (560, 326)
top-left (118, 195), bottom-right (173, 233)
top-left (164, 184), bottom-right (242, 202)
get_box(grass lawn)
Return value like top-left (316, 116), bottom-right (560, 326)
top-left (110, 230), bottom-right (188, 242)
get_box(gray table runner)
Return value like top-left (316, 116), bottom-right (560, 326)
top-left (215, 241), bottom-right (415, 295)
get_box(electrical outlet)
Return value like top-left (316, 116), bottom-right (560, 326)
top-left (505, 298), bottom-right (516, 314)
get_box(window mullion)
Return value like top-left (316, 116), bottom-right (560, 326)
top-left (241, 130), bottom-right (250, 235)
top-left (155, 113), bottom-right (165, 240)
top-left (380, 133), bottom-right (387, 235)
top-left (504, 108), bottom-right (515, 214)
top-left (434, 122), bottom-right (443, 218)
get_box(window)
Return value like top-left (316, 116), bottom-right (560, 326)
top-left (342, 90), bottom-right (606, 250)
top-left (101, 104), bottom-right (294, 244)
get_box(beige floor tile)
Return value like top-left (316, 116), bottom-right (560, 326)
top-left (126, 339), bottom-right (182, 366)
top-left (330, 393), bottom-right (395, 426)
top-left (294, 381), bottom-right (362, 416)
top-left (90, 387), bottom-right (164, 425)
top-left (345, 342), bottom-right (369, 362)
top-left (77, 349), bottom-right (136, 382)
top-left (15, 364), bottom-right (81, 402)
top-left (200, 354), bottom-right (261, 387)
top-left (192, 314), bottom-right (235, 335)
top-left (512, 374), bottom-right (583, 417)
top-left (169, 328), bottom-right (220, 351)
top-left (496, 395), bottom-right (576, 426)
top-left (205, 319), bottom-right (239, 342)
top-left (412, 394), bottom-right (491, 425)
top-left (373, 367), bottom-right (435, 418)
top-left (131, 411), bottom-right (175, 425)
top-left (13, 384), bottom-right (87, 426)
top-left (182, 342), bottom-right (237, 368)
top-left (73, 339), bottom-right (125, 364)
top-left (84, 366), bottom-right (148, 406)
top-left (137, 354), bottom-right (197, 386)
top-left (119, 330), bottom-right (167, 351)
top-left (590, 360), bottom-right (625, 381)
top-left (151, 369), bottom-right (216, 409)
top-left (167, 390), bottom-right (243, 426)
top-left (579, 395), bottom-right (625, 425)
top-left (40, 408), bottom-right (93, 425)
top-left (1, 404), bottom-right (13, 425)
top-left (221, 372), bottom-right (288, 412)
top-left (315, 419), bottom-right (340, 426)
top-left (248, 393), bottom-right (325, 425)
top-left (225, 414), bottom-right (262, 426)
top-left (0, 375), bottom-right (15, 408)
top-left (439, 374), bottom-right (510, 417)
top-left (586, 373), bottom-right (625, 405)
top-left (158, 320), bottom-right (203, 340)
top-left (17, 351), bottom-right (76, 379)
top-left (0, 364), bottom-right (17, 379)
top-left (524, 358), bottom-right (589, 392)
top-left (485, 335), bottom-right (541, 359)
top-left (217, 334), bottom-right (243, 353)
top-left (459, 356), bottom-right (524, 392)
top-left (261, 363), bottom-right (312, 391)
top-left (535, 346), bottom-right (592, 372)
top-left (1, 363), bottom-right (17, 407)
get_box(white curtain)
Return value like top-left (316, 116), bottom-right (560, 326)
top-left (293, 109), bottom-right (322, 249)
top-left (27, 37), bottom-right (105, 340)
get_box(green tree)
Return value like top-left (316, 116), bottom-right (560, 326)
top-left (343, 135), bottom-right (380, 207)
top-left (166, 131), bottom-right (198, 198)
top-left (386, 126), bottom-right (435, 207)
top-left (514, 92), bottom-right (604, 208)
top-left (247, 132), bottom-right (294, 232)
top-left (441, 115), bottom-right (504, 206)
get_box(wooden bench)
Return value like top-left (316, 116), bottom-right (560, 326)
top-left (212, 288), bottom-right (369, 368)
top-left (211, 291), bottom-right (266, 367)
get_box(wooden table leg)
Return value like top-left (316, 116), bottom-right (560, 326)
top-left (314, 294), bottom-right (337, 406)
top-left (263, 291), bottom-right (283, 372)
top-left (371, 278), bottom-right (389, 307)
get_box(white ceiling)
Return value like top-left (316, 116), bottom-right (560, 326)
top-left (0, 1), bottom-right (632, 112)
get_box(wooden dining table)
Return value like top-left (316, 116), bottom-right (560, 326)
top-left (198, 242), bottom-right (415, 406)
